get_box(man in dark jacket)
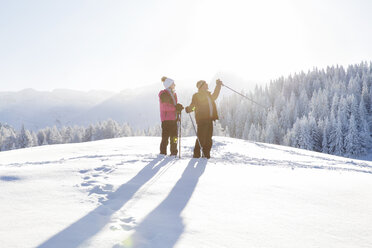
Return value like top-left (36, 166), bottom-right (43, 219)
top-left (185, 79), bottom-right (223, 158)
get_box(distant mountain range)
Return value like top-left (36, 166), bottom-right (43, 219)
top-left (0, 74), bottom-right (254, 131)
top-left (0, 86), bottom-right (157, 130)
top-left (0, 85), bottom-right (195, 131)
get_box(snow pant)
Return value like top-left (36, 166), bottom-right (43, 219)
top-left (194, 120), bottom-right (213, 158)
top-left (160, 120), bottom-right (178, 155)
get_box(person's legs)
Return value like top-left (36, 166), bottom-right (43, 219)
top-left (193, 138), bottom-right (201, 158)
top-left (169, 121), bottom-right (178, 155)
top-left (203, 121), bottom-right (213, 158)
top-left (160, 121), bottom-right (170, 155)
top-left (194, 121), bottom-right (209, 158)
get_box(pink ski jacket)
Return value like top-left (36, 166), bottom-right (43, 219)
top-left (159, 89), bottom-right (178, 122)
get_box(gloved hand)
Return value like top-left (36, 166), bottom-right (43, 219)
top-left (185, 106), bottom-right (192, 113)
top-left (216, 79), bottom-right (224, 86)
top-left (176, 103), bottom-right (184, 112)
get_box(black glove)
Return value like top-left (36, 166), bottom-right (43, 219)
top-left (176, 103), bottom-right (184, 112)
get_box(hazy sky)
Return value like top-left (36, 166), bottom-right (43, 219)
top-left (1, 0), bottom-right (372, 91)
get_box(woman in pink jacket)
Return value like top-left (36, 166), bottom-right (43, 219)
top-left (159, 77), bottom-right (184, 156)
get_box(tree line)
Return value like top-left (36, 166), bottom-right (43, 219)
top-left (0, 120), bottom-right (148, 151)
top-left (0, 118), bottom-right (226, 152)
top-left (218, 61), bottom-right (372, 157)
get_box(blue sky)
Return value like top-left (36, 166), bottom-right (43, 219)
top-left (1, 0), bottom-right (372, 91)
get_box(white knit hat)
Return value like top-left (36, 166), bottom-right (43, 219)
top-left (163, 78), bottom-right (174, 88)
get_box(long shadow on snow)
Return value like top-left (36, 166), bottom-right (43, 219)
top-left (119, 158), bottom-right (207, 248)
top-left (37, 156), bottom-right (174, 248)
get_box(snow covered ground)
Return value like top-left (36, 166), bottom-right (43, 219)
top-left (1, 136), bottom-right (372, 248)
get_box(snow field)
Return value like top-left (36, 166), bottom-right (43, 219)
top-left (1, 136), bottom-right (372, 248)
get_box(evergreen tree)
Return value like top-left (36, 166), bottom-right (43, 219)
top-left (37, 130), bottom-right (47, 146)
top-left (321, 118), bottom-right (331, 154)
top-left (61, 126), bottom-right (74, 143)
top-left (242, 122), bottom-right (250, 140)
top-left (248, 124), bottom-right (259, 141)
top-left (0, 125), bottom-right (17, 151)
top-left (17, 125), bottom-right (33, 149)
top-left (48, 126), bottom-right (63, 144)
top-left (265, 109), bottom-right (280, 144)
top-left (83, 125), bottom-right (94, 142)
top-left (361, 80), bottom-right (370, 112)
top-left (334, 116), bottom-right (344, 156)
top-left (308, 115), bottom-right (321, 152)
top-left (345, 115), bottom-right (361, 157)
top-left (2, 135), bottom-right (16, 151)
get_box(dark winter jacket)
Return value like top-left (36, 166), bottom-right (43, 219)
top-left (188, 84), bottom-right (221, 124)
top-left (159, 89), bottom-right (178, 122)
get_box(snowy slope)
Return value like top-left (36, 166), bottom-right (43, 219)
top-left (1, 137), bottom-right (372, 248)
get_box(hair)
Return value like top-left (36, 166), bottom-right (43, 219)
top-left (161, 76), bottom-right (167, 82)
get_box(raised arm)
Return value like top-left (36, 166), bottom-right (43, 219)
top-left (211, 79), bottom-right (223, 101)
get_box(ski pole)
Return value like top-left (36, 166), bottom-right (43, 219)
top-left (223, 84), bottom-right (269, 109)
top-left (188, 112), bottom-right (204, 157)
top-left (178, 112), bottom-right (181, 159)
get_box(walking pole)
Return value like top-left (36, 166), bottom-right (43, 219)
top-left (188, 112), bottom-right (204, 157)
top-left (178, 112), bottom-right (181, 159)
top-left (223, 84), bottom-right (269, 109)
